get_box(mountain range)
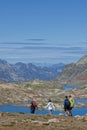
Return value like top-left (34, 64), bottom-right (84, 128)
top-left (0, 59), bottom-right (64, 82)
top-left (1, 54), bottom-right (87, 84)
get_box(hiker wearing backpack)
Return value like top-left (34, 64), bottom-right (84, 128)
top-left (64, 96), bottom-right (71, 116)
top-left (30, 99), bottom-right (38, 114)
top-left (69, 95), bottom-right (74, 116)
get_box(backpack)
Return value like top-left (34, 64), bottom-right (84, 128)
top-left (32, 101), bottom-right (37, 107)
top-left (65, 99), bottom-right (70, 107)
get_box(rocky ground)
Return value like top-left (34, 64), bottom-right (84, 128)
top-left (0, 112), bottom-right (87, 130)
top-left (0, 80), bottom-right (87, 109)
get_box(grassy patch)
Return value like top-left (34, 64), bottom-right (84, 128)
top-left (2, 122), bottom-right (16, 127)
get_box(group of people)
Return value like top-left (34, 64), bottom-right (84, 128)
top-left (64, 95), bottom-right (74, 116)
top-left (29, 95), bottom-right (74, 116)
top-left (29, 99), bottom-right (55, 114)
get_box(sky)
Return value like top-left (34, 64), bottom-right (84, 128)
top-left (0, 0), bottom-right (87, 65)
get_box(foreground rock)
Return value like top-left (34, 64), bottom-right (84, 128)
top-left (0, 112), bottom-right (87, 130)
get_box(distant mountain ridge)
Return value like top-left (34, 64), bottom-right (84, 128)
top-left (0, 59), bottom-right (65, 82)
top-left (58, 55), bottom-right (87, 86)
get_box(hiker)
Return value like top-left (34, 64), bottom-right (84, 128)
top-left (46, 99), bottom-right (55, 115)
top-left (69, 95), bottom-right (74, 116)
top-left (64, 96), bottom-right (71, 116)
top-left (29, 99), bottom-right (38, 114)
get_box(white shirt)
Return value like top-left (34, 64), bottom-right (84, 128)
top-left (47, 102), bottom-right (55, 110)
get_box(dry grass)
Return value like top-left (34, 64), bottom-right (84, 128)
top-left (0, 113), bottom-right (87, 130)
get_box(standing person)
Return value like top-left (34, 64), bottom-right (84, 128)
top-left (46, 99), bottom-right (55, 115)
top-left (30, 99), bottom-right (38, 114)
top-left (69, 95), bottom-right (74, 116)
top-left (64, 96), bottom-right (71, 116)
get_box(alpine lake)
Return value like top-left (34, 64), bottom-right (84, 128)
top-left (0, 85), bottom-right (87, 116)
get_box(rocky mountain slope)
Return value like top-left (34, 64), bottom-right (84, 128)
top-left (0, 78), bottom-right (87, 109)
top-left (0, 59), bottom-right (64, 82)
top-left (0, 80), bottom-right (64, 108)
top-left (58, 55), bottom-right (87, 87)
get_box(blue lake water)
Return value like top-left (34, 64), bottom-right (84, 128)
top-left (0, 103), bottom-right (87, 116)
top-left (0, 104), bottom-right (62, 115)
top-left (63, 85), bottom-right (80, 90)
top-left (75, 98), bottom-right (87, 104)
top-left (72, 107), bottom-right (87, 116)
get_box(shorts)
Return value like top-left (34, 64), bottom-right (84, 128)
top-left (31, 106), bottom-right (35, 114)
top-left (64, 106), bottom-right (70, 111)
top-left (48, 109), bottom-right (53, 114)
top-left (70, 107), bottom-right (73, 110)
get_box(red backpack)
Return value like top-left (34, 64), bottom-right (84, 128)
top-left (32, 101), bottom-right (37, 107)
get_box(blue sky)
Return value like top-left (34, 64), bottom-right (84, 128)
top-left (0, 0), bottom-right (87, 64)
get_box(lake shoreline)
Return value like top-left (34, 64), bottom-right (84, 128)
top-left (0, 103), bottom-right (87, 116)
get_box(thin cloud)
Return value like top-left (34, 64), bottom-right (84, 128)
top-left (0, 42), bottom-right (40, 45)
top-left (79, 41), bottom-right (87, 44)
top-left (26, 39), bottom-right (45, 41)
top-left (0, 42), bottom-right (87, 64)
top-left (20, 46), bottom-right (83, 51)
top-left (0, 42), bottom-right (47, 46)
